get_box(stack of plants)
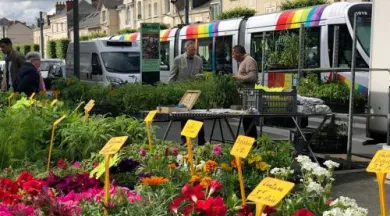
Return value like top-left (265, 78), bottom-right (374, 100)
top-left (297, 73), bottom-right (366, 113)
top-left (52, 75), bottom-right (242, 117)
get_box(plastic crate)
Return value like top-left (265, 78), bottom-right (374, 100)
top-left (240, 89), bottom-right (297, 114)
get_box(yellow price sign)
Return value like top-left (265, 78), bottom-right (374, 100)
top-left (248, 177), bottom-right (295, 207)
top-left (144, 110), bottom-right (157, 122)
top-left (99, 136), bottom-right (128, 155)
top-left (367, 150), bottom-right (390, 173)
top-left (47, 115), bottom-right (67, 172)
top-left (84, 100), bottom-right (95, 112)
top-left (230, 135), bottom-right (255, 158)
top-left (50, 99), bottom-right (58, 107)
top-left (181, 120), bottom-right (203, 139)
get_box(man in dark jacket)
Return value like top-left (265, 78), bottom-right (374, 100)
top-left (16, 52), bottom-right (40, 96)
top-left (0, 38), bottom-right (25, 91)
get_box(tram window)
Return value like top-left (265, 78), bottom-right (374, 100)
top-left (215, 36), bottom-right (233, 74)
top-left (250, 33), bottom-right (272, 72)
top-left (197, 38), bottom-right (213, 71)
top-left (160, 42), bottom-right (170, 71)
top-left (328, 25), bottom-right (368, 68)
top-left (305, 27), bottom-right (320, 68)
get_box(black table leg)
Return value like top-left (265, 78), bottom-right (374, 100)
top-left (218, 118), bottom-right (225, 143)
top-left (236, 118), bottom-right (242, 138)
top-left (224, 117), bottom-right (236, 141)
top-left (162, 120), bottom-right (173, 141)
top-left (209, 118), bottom-right (217, 143)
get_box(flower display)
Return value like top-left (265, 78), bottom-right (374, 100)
top-left (200, 177), bottom-right (212, 189)
top-left (213, 144), bottom-right (222, 157)
top-left (203, 160), bottom-right (218, 173)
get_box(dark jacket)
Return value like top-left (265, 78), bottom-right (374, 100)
top-left (16, 63), bottom-right (39, 96)
top-left (1, 50), bottom-right (25, 90)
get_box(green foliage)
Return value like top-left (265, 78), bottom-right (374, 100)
top-left (21, 44), bottom-right (31, 56)
top-left (280, 0), bottom-right (329, 10)
top-left (32, 44), bottom-right (40, 52)
top-left (56, 38), bottom-right (70, 59)
top-left (159, 23), bottom-right (170, 30)
top-left (80, 32), bottom-right (108, 41)
top-left (267, 31), bottom-right (299, 67)
top-left (14, 45), bottom-right (21, 52)
top-left (48, 40), bottom-right (57, 58)
top-left (118, 28), bottom-right (137, 34)
top-left (216, 7), bottom-right (256, 20)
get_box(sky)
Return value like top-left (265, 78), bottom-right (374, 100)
top-left (0, 0), bottom-right (90, 25)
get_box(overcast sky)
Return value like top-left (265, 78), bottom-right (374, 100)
top-left (0, 0), bottom-right (90, 25)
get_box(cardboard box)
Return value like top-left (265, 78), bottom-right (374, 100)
top-left (157, 90), bottom-right (201, 114)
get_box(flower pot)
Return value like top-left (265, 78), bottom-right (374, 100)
top-left (321, 97), bottom-right (366, 114)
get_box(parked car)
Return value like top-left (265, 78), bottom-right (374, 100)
top-left (40, 59), bottom-right (65, 89)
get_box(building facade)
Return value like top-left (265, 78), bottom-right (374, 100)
top-left (0, 18), bottom-right (33, 45)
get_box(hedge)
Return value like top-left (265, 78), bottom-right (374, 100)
top-left (118, 28), bottom-right (137, 34)
top-left (15, 45), bottom-right (21, 52)
top-left (52, 75), bottom-right (242, 116)
top-left (32, 44), bottom-right (40, 52)
top-left (21, 44), bottom-right (31, 56)
top-left (56, 39), bottom-right (70, 59)
top-left (216, 7), bottom-right (256, 20)
top-left (80, 32), bottom-right (107, 41)
top-left (280, 0), bottom-right (329, 10)
top-left (48, 40), bottom-right (57, 59)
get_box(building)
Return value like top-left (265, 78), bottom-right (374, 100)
top-left (0, 18), bottom-right (33, 45)
top-left (222, 0), bottom-right (369, 15)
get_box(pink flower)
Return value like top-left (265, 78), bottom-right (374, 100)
top-left (172, 148), bottom-right (179, 156)
top-left (139, 148), bottom-right (146, 157)
top-left (72, 162), bottom-right (80, 168)
top-left (213, 145), bottom-right (222, 157)
top-left (292, 208), bottom-right (315, 216)
top-left (208, 180), bottom-right (223, 196)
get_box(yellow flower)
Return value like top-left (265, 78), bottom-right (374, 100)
top-left (203, 160), bottom-right (218, 173)
top-left (256, 162), bottom-right (269, 171)
top-left (221, 163), bottom-right (232, 172)
top-left (140, 176), bottom-right (169, 186)
top-left (189, 175), bottom-right (201, 185)
top-left (248, 155), bottom-right (262, 164)
top-left (231, 159), bottom-right (244, 169)
top-left (200, 177), bottom-right (212, 188)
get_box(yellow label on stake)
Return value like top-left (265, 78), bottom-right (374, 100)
top-left (29, 92), bottom-right (36, 100)
top-left (181, 120), bottom-right (203, 138)
top-left (50, 99), bottom-right (58, 107)
top-left (84, 100), bottom-right (95, 112)
top-left (230, 135), bottom-right (255, 158)
top-left (144, 110), bottom-right (157, 122)
top-left (54, 115), bottom-right (66, 127)
top-left (99, 136), bottom-right (128, 155)
top-left (90, 153), bottom-right (120, 179)
top-left (248, 177), bottom-right (295, 206)
top-left (367, 150), bottom-right (390, 173)
top-left (8, 93), bottom-right (16, 100)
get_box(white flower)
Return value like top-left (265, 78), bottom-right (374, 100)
top-left (195, 160), bottom-right (205, 170)
top-left (296, 155), bottom-right (312, 164)
top-left (270, 168), bottom-right (280, 175)
top-left (323, 206), bottom-right (368, 216)
top-left (176, 154), bottom-right (184, 164)
top-left (312, 166), bottom-right (331, 178)
top-left (270, 167), bottom-right (294, 177)
top-left (323, 207), bottom-right (343, 216)
top-left (331, 196), bottom-right (359, 209)
top-left (324, 160), bottom-right (340, 169)
top-left (301, 161), bottom-right (318, 172)
top-left (306, 180), bottom-right (324, 194)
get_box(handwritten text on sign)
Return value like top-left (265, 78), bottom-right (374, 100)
top-left (99, 136), bottom-right (128, 155)
top-left (230, 135), bottom-right (255, 158)
top-left (144, 110), bottom-right (157, 122)
top-left (248, 177), bottom-right (295, 206)
top-left (181, 120), bottom-right (203, 139)
top-left (367, 150), bottom-right (390, 173)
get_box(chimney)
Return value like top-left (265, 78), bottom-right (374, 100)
top-left (66, 0), bottom-right (74, 12)
top-left (55, 2), bottom-right (66, 14)
top-left (91, 0), bottom-right (99, 9)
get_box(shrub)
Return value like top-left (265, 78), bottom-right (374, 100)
top-left (118, 28), bottom-right (137, 34)
top-left (216, 7), bottom-right (256, 20)
top-left (32, 44), bottom-right (40, 52)
top-left (21, 44), bottom-right (31, 56)
top-left (80, 32), bottom-right (107, 41)
top-left (280, 0), bottom-right (329, 10)
top-left (159, 23), bottom-right (170, 30)
top-left (56, 39), bottom-right (70, 59)
top-left (48, 40), bottom-right (57, 58)
top-left (14, 45), bottom-right (21, 52)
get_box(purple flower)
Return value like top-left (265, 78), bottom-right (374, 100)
top-left (139, 148), bottom-right (146, 157)
top-left (118, 159), bottom-right (140, 173)
top-left (172, 148), bottom-right (179, 156)
top-left (213, 145), bottom-right (222, 157)
top-left (72, 162), bottom-right (80, 168)
top-left (138, 173), bottom-right (153, 179)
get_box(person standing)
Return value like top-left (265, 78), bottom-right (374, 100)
top-left (232, 45), bottom-right (259, 139)
top-left (16, 52), bottom-right (42, 96)
top-left (169, 40), bottom-right (206, 145)
top-left (0, 38), bottom-right (25, 91)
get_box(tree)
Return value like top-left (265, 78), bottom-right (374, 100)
top-left (216, 7), bottom-right (256, 20)
top-left (48, 40), bottom-right (57, 58)
top-left (280, 0), bottom-right (329, 10)
top-left (160, 23), bottom-right (170, 30)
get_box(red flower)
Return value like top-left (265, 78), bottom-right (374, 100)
top-left (326, 200), bottom-right (333, 206)
top-left (92, 162), bottom-right (99, 168)
top-left (237, 205), bottom-right (253, 216)
top-left (195, 196), bottom-right (227, 216)
top-left (168, 197), bottom-right (185, 213)
top-left (22, 180), bottom-right (46, 197)
top-left (209, 180), bottom-right (223, 196)
top-left (16, 171), bottom-right (34, 185)
top-left (264, 206), bottom-right (277, 215)
top-left (57, 159), bottom-right (67, 170)
top-left (184, 205), bottom-right (195, 216)
top-left (292, 208), bottom-right (315, 216)
top-left (181, 184), bottom-right (205, 202)
top-left (0, 178), bottom-right (19, 194)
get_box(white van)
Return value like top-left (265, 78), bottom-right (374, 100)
top-left (66, 40), bottom-right (141, 85)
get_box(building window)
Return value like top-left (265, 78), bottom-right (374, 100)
top-left (210, 3), bottom-right (221, 21)
top-left (154, 2), bottom-right (158, 17)
top-left (126, 6), bottom-right (131, 24)
top-left (165, 0), bottom-right (170, 14)
top-left (102, 10), bottom-right (107, 23)
top-left (148, 4), bottom-right (151, 18)
top-left (61, 23), bottom-right (64, 31)
top-left (137, 1), bottom-right (142, 19)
